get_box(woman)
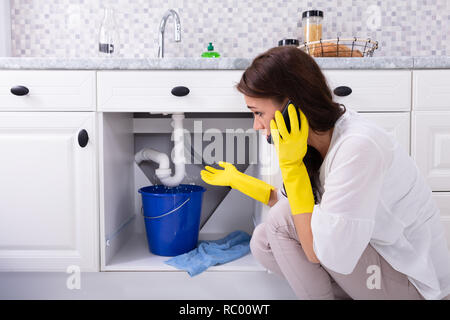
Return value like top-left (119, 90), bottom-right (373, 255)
top-left (200, 46), bottom-right (450, 300)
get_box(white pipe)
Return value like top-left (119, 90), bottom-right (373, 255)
top-left (160, 113), bottom-right (186, 187)
top-left (134, 113), bottom-right (186, 187)
top-left (134, 148), bottom-right (171, 179)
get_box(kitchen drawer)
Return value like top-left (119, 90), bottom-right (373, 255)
top-left (433, 193), bottom-right (450, 248)
top-left (97, 70), bottom-right (247, 112)
top-left (413, 70), bottom-right (450, 110)
top-left (0, 71), bottom-right (96, 111)
top-left (323, 70), bottom-right (411, 112)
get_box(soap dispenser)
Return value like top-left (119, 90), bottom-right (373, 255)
top-left (201, 42), bottom-right (220, 58)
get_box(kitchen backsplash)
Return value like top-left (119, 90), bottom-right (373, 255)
top-left (10, 0), bottom-right (450, 58)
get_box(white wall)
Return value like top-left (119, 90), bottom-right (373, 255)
top-left (0, 0), bottom-right (11, 56)
top-left (8, 1), bottom-right (450, 58)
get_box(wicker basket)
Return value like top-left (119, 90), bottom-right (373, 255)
top-left (298, 37), bottom-right (379, 57)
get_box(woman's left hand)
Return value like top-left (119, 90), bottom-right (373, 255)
top-left (270, 103), bottom-right (309, 169)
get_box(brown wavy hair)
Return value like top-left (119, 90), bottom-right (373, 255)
top-left (236, 46), bottom-right (346, 203)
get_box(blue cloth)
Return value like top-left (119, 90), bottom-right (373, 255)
top-left (164, 230), bottom-right (251, 276)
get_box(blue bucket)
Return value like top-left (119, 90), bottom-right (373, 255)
top-left (138, 184), bottom-right (206, 256)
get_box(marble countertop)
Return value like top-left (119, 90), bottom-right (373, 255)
top-left (0, 56), bottom-right (449, 70)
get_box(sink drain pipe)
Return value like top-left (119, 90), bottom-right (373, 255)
top-left (135, 113), bottom-right (186, 187)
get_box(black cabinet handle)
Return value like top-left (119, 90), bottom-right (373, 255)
top-left (333, 86), bottom-right (352, 97)
top-left (78, 129), bottom-right (89, 148)
top-left (11, 85), bottom-right (29, 96)
top-left (171, 86), bottom-right (190, 97)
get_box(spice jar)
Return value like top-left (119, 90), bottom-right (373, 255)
top-left (302, 10), bottom-right (323, 43)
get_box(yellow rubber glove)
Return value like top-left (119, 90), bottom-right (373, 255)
top-left (200, 161), bottom-right (275, 205)
top-left (270, 104), bottom-right (315, 215)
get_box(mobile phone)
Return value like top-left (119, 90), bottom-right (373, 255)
top-left (267, 100), bottom-right (301, 144)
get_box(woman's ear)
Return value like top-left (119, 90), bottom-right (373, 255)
top-left (271, 97), bottom-right (289, 111)
top-left (306, 127), bottom-right (316, 144)
top-left (280, 97), bottom-right (290, 110)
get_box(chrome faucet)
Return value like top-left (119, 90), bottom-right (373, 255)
top-left (157, 9), bottom-right (181, 58)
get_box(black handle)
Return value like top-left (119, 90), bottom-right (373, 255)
top-left (78, 129), bottom-right (89, 148)
top-left (11, 85), bottom-right (29, 96)
top-left (171, 86), bottom-right (190, 97)
top-left (333, 86), bottom-right (352, 97)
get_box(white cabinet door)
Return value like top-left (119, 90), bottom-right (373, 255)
top-left (412, 111), bottom-right (450, 191)
top-left (359, 112), bottom-right (410, 155)
top-left (0, 112), bottom-right (98, 271)
top-left (433, 193), bottom-right (450, 248)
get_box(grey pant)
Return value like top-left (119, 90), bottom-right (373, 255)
top-left (250, 195), bottom-right (426, 300)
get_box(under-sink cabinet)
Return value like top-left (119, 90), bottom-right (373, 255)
top-left (0, 69), bottom-right (449, 274)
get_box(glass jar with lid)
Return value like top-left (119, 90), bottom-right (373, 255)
top-left (302, 10), bottom-right (323, 43)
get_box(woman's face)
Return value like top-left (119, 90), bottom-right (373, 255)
top-left (245, 95), bottom-right (288, 140)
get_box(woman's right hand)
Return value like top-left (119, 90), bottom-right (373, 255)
top-left (200, 161), bottom-right (236, 187)
top-left (200, 161), bottom-right (275, 205)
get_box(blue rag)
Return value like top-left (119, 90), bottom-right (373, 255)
top-left (164, 230), bottom-right (251, 276)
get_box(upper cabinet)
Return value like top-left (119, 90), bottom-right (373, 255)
top-left (0, 71), bottom-right (96, 111)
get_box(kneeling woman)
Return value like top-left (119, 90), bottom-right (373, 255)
top-left (200, 46), bottom-right (450, 300)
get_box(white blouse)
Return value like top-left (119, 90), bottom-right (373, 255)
top-left (310, 107), bottom-right (450, 300)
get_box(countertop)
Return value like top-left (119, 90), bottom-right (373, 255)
top-left (0, 56), bottom-right (449, 70)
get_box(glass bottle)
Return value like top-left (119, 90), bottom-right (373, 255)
top-left (99, 8), bottom-right (119, 56)
top-left (302, 10), bottom-right (323, 43)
